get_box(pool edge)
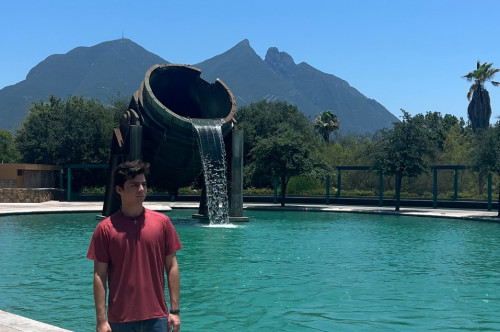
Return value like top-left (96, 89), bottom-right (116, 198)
top-left (0, 310), bottom-right (72, 331)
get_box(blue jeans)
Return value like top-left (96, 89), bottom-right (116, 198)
top-left (109, 317), bottom-right (168, 332)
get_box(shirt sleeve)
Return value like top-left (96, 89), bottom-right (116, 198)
top-left (163, 216), bottom-right (182, 256)
top-left (86, 222), bottom-right (110, 263)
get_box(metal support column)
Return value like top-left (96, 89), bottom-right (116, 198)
top-left (453, 169), bottom-right (459, 200)
top-left (59, 169), bottom-right (63, 190)
top-left (273, 178), bottom-right (278, 204)
top-left (433, 167), bottom-right (437, 209)
top-left (66, 168), bottom-right (72, 202)
top-left (325, 175), bottom-right (330, 205)
top-left (337, 170), bottom-right (342, 197)
top-left (488, 173), bottom-right (492, 211)
top-left (128, 125), bottom-right (143, 161)
top-left (378, 171), bottom-right (383, 207)
top-left (230, 130), bottom-right (244, 218)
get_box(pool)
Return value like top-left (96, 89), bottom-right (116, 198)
top-left (1, 210), bottom-right (500, 331)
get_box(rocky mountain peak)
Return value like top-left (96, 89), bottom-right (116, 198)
top-left (265, 47), bottom-right (296, 73)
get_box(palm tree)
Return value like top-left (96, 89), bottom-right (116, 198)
top-left (462, 61), bottom-right (500, 132)
top-left (314, 110), bottom-right (340, 142)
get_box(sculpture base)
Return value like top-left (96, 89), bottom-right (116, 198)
top-left (192, 214), bottom-right (249, 223)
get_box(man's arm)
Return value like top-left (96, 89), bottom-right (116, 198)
top-left (93, 261), bottom-right (111, 332)
top-left (165, 253), bottom-right (181, 331)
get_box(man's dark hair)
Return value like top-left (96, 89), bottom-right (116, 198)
top-left (114, 160), bottom-right (150, 188)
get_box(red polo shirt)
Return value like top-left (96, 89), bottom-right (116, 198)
top-left (87, 208), bottom-right (182, 323)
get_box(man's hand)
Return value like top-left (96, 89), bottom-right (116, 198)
top-left (169, 314), bottom-right (181, 332)
top-left (96, 320), bottom-right (112, 332)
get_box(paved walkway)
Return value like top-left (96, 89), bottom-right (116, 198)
top-left (0, 310), bottom-right (71, 332)
top-left (0, 200), bottom-right (499, 221)
top-left (0, 201), bottom-right (175, 215)
top-left (1, 200), bottom-right (499, 331)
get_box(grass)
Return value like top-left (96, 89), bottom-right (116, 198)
top-left (79, 185), bottom-right (495, 201)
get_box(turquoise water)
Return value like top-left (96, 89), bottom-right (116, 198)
top-left (1, 210), bottom-right (500, 331)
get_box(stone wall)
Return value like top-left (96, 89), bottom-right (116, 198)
top-left (0, 188), bottom-right (60, 203)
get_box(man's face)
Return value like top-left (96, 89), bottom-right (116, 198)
top-left (116, 174), bottom-right (147, 205)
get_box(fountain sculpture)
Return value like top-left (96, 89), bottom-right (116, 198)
top-left (102, 64), bottom-right (247, 223)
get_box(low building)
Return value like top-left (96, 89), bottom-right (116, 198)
top-left (0, 164), bottom-right (60, 203)
top-left (0, 163), bottom-right (59, 188)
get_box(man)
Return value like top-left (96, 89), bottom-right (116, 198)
top-left (87, 160), bottom-right (182, 332)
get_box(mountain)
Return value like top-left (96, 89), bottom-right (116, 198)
top-left (0, 38), bottom-right (397, 134)
top-left (0, 39), bottom-right (168, 130)
top-left (196, 40), bottom-right (396, 134)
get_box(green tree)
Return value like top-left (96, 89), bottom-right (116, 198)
top-left (15, 96), bottom-right (64, 163)
top-left (422, 111), bottom-right (463, 152)
top-left (314, 110), bottom-right (340, 142)
top-left (471, 124), bottom-right (500, 216)
top-left (251, 124), bottom-right (315, 206)
top-left (371, 110), bottom-right (433, 211)
top-left (108, 93), bottom-right (132, 124)
top-left (462, 61), bottom-right (500, 132)
top-left (236, 100), bottom-right (329, 205)
top-left (441, 124), bottom-right (473, 165)
top-left (236, 100), bottom-right (314, 150)
top-left (324, 136), bottom-right (374, 166)
top-left (0, 129), bottom-right (21, 163)
top-left (15, 95), bottom-right (123, 189)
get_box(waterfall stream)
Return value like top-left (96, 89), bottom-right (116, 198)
top-left (192, 119), bottom-right (229, 224)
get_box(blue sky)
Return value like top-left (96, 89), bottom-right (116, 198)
top-left (1, 0), bottom-right (500, 122)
